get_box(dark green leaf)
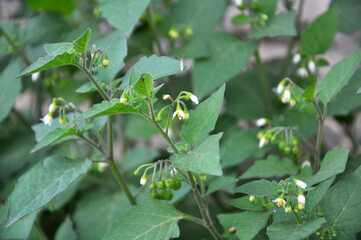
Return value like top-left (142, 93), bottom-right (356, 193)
top-left (54, 218), bottom-right (77, 240)
top-left (301, 80), bottom-right (317, 100)
top-left (217, 213), bottom-right (240, 239)
top-left (234, 179), bottom-right (281, 198)
top-left (182, 84), bottom-right (225, 146)
top-left (228, 196), bottom-right (266, 211)
top-left (31, 127), bottom-right (77, 153)
top-left (305, 177), bottom-right (335, 214)
top-left (240, 156), bottom-right (298, 179)
top-left (6, 156), bottom-right (91, 227)
top-left (267, 218), bottom-right (326, 240)
top-left (26, 0), bottom-right (75, 15)
top-left (251, 12), bottom-right (296, 38)
top-left (205, 176), bottom-right (238, 196)
top-left (318, 49), bottom-right (361, 105)
top-left (234, 212), bottom-right (269, 240)
top-left (174, 133), bottom-right (223, 176)
top-left (44, 42), bottom-right (73, 56)
top-left (104, 199), bottom-right (185, 240)
top-left (331, 0), bottom-right (361, 34)
top-left (300, 8), bottom-right (338, 56)
top-left (193, 33), bottom-right (256, 99)
top-left (232, 14), bottom-right (252, 25)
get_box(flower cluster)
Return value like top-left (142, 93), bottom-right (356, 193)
top-left (40, 98), bottom-right (75, 126)
top-left (160, 91), bottom-right (198, 121)
top-left (292, 52), bottom-right (317, 78)
top-left (276, 79), bottom-right (296, 106)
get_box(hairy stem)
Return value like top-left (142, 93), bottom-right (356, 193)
top-left (255, 49), bottom-right (273, 115)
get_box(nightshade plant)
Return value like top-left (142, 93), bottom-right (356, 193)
top-left (1, 0), bottom-right (361, 240)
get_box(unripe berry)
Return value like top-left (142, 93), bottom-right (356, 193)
top-left (156, 180), bottom-right (165, 190)
top-left (173, 180), bottom-right (182, 190)
top-left (284, 146), bottom-right (291, 154)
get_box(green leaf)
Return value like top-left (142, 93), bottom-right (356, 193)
top-left (318, 49), bottom-right (361, 105)
top-left (121, 146), bottom-right (159, 173)
top-left (54, 218), bottom-right (77, 240)
top-left (31, 127), bottom-right (77, 153)
top-left (104, 199), bottom-right (185, 240)
top-left (305, 177), bottom-right (335, 214)
top-left (222, 129), bottom-right (266, 168)
top-left (205, 176), bottom-right (238, 196)
top-left (234, 179), bottom-right (281, 198)
top-left (0, 61), bottom-right (21, 122)
top-left (251, 11), bottom-right (296, 38)
top-left (302, 147), bottom-right (349, 186)
top-left (77, 99), bottom-right (141, 120)
top-left (217, 213), bottom-right (240, 239)
top-left (301, 80), bottom-right (317, 101)
top-left (76, 82), bottom-right (97, 93)
top-left (228, 196), bottom-right (266, 211)
top-left (174, 133), bottom-right (223, 176)
top-left (0, 203), bottom-right (36, 240)
top-left (267, 218), bottom-right (326, 240)
top-left (240, 156), bottom-right (298, 179)
top-left (232, 14), bottom-right (252, 25)
top-left (93, 31), bottom-right (127, 84)
top-left (99, 0), bottom-right (150, 37)
top-left (282, 109), bottom-right (318, 139)
top-left (328, 70), bottom-right (361, 116)
top-left (133, 73), bottom-right (153, 97)
top-left (182, 84), bottom-right (225, 146)
top-left (123, 114), bottom-right (158, 139)
top-left (25, 0), bottom-right (75, 15)
top-left (320, 165), bottom-right (361, 239)
top-left (74, 191), bottom-right (130, 240)
top-left (234, 212), bottom-right (269, 240)
top-left (170, 36), bottom-right (211, 59)
top-left (331, 0), bottom-right (361, 34)
top-left (73, 28), bottom-right (91, 55)
top-left (169, 0), bottom-right (225, 36)
top-left (6, 156), bottom-right (91, 227)
top-left (192, 33), bottom-right (256, 99)
top-left (44, 42), bottom-right (73, 56)
top-left (299, 8), bottom-right (338, 56)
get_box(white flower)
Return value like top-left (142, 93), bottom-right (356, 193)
top-left (173, 109), bottom-right (185, 120)
top-left (277, 83), bottom-right (285, 94)
top-left (282, 89), bottom-right (291, 103)
top-left (255, 118), bottom-right (267, 127)
top-left (48, 103), bottom-right (56, 112)
top-left (190, 94), bottom-right (199, 104)
top-left (296, 67), bottom-right (308, 78)
top-left (307, 61), bottom-right (316, 73)
top-left (249, 195), bottom-right (255, 202)
top-left (163, 94), bottom-right (171, 100)
top-left (292, 53), bottom-right (301, 64)
top-left (259, 137), bottom-right (267, 148)
top-left (41, 114), bottom-right (53, 126)
top-left (301, 161), bottom-right (311, 168)
top-left (295, 179), bottom-right (307, 189)
top-left (120, 97), bottom-right (127, 104)
top-left (180, 59), bottom-right (184, 72)
top-left (140, 176), bottom-right (147, 185)
top-left (298, 194), bottom-right (305, 209)
top-left (233, 0), bottom-right (243, 6)
top-left (272, 198), bottom-right (286, 207)
top-left (31, 72), bottom-right (41, 82)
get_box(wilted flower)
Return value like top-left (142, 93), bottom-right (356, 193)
top-left (249, 195), bottom-right (255, 202)
top-left (120, 97), bottom-right (127, 104)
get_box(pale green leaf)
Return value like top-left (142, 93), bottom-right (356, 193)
top-left (182, 84), bottom-right (225, 146)
top-left (217, 213), bottom-right (240, 239)
top-left (6, 156), bottom-right (91, 227)
top-left (300, 8), bottom-right (338, 56)
top-left (54, 218), bottom-right (77, 240)
top-left (331, 0), bottom-right (361, 34)
top-left (240, 156), bottom-right (298, 179)
top-left (133, 73), bottom-right (153, 97)
top-left (0, 203), bottom-right (36, 240)
top-left (74, 192), bottom-right (130, 240)
top-left (0, 61), bottom-right (21, 122)
top-left (267, 218), bottom-right (326, 240)
top-left (234, 211), bottom-right (269, 240)
top-left (320, 165), bottom-right (361, 239)
top-left (75, 82), bottom-right (97, 93)
top-left (232, 14), bottom-right (252, 25)
top-left (77, 99), bottom-right (141, 120)
top-left (174, 133), bottom-right (223, 176)
top-left (205, 176), bottom-right (238, 196)
top-left (305, 177), bottom-right (335, 214)
top-left (228, 196), bottom-right (266, 211)
top-left (193, 33), bottom-right (256, 99)
top-left (234, 179), bottom-right (281, 198)
top-left (99, 0), bottom-right (150, 37)
top-left (31, 127), bottom-right (77, 153)
top-left (104, 199), bottom-right (185, 240)
top-left (318, 49), bottom-right (361, 105)
top-left (73, 28), bottom-right (91, 55)
top-left (302, 147), bottom-right (349, 186)
top-left (221, 129), bottom-right (266, 168)
top-left (44, 42), bottom-right (73, 56)
top-left (123, 114), bottom-right (158, 139)
top-left (251, 11), bottom-right (296, 38)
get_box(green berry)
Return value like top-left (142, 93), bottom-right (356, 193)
top-left (293, 138), bottom-right (299, 147)
top-left (292, 146), bottom-right (299, 155)
top-left (252, 0), bottom-right (262, 11)
top-left (279, 140), bottom-right (286, 151)
top-left (237, 3), bottom-right (247, 10)
top-left (173, 180), bottom-right (182, 190)
top-left (163, 189), bottom-right (173, 200)
top-left (150, 182), bottom-right (156, 189)
top-left (284, 146), bottom-right (291, 154)
top-left (150, 189), bottom-right (157, 199)
top-left (165, 178), bottom-right (175, 188)
top-left (156, 180), bottom-right (165, 189)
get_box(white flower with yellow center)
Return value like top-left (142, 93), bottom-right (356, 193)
top-left (298, 194), bottom-right (305, 210)
top-left (173, 109), bottom-right (185, 120)
top-left (190, 94), bottom-right (199, 104)
top-left (41, 114), bottom-right (53, 126)
top-left (295, 179), bottom-right (307, 189)
top-left (120, 97), bottom-right (127, 104)
top-left (272, 198), bottom-right (286, 207)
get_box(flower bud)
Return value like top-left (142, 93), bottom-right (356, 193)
top-left (190, 94), bottom-right (199, 104)
top-left (163, 94), bottom-right (171, 100)
top-left (249, 195), bottom-right (255, 202)
top-left (140, 175), bottom-right (147, 185)
top-left (120, 97), bottom-right (127, 104)
top-left (307, 60), bottom-right (316, 73)
top-left (228, 227), bottom-right (236, 233)
top-left (31, 72), bottom-right (41, 82)
top-left (102, 59), bottom-right (109, 68)
top-left (295, 179), bottom-right (307, 189)
top-left (255, 118), bottom-right (267, 127)
top-left (184, 26), bottom-right (193, 37)
top-left (297, 194), bottom-right (305, 209)
top-left (292, 53), bottom-right (301, 64)
top-left (259, 136), bottom-right (267, 148)
top-left (168, 28), bottom-right (180, 39)
top-left (296, 67), bottom-right (308, 78)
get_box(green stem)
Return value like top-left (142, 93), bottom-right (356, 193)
top-left (255, 49), bottom-right (273, 115)
top-left (146, 4), bottom-right (164, 55)
top-left (183, 215), bottom-right (205, 226)
top-left (34, 221), bottom-right (48, 240)
top-left (108, 116), bottom-right (137, 205)
top-left (293, 210), bottom-right (302, 224)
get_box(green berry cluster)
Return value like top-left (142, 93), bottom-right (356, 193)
top-left (279, 137), bottom-right (299, 156)
top-left (149, 177), bottom-right (182, 200)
